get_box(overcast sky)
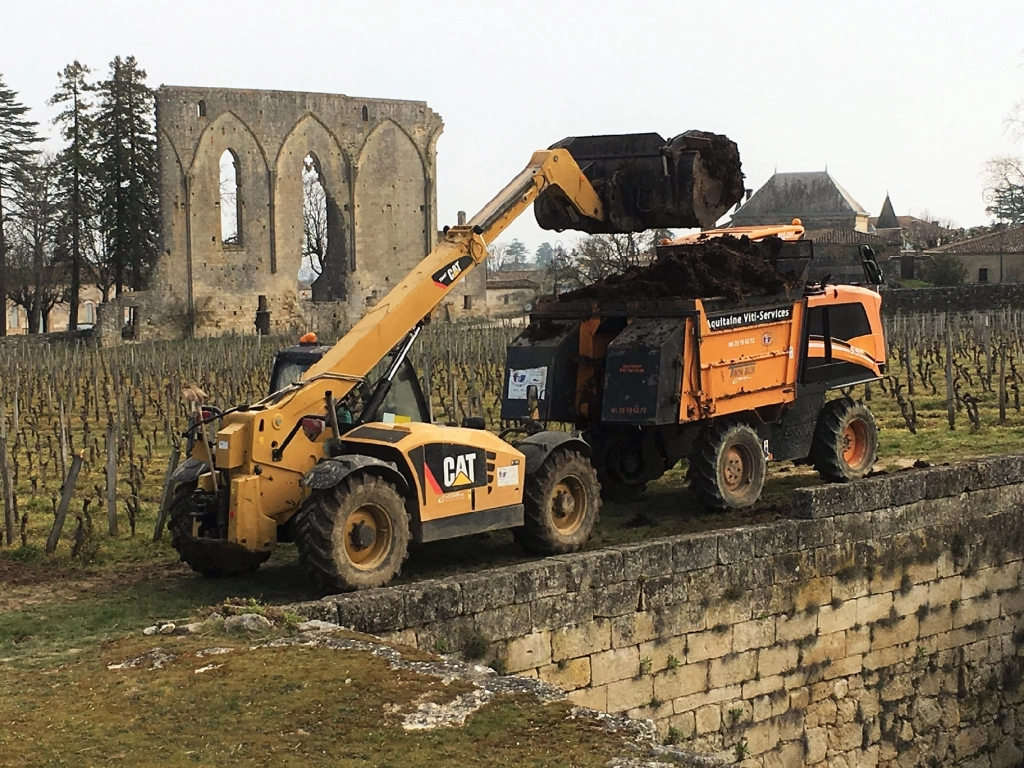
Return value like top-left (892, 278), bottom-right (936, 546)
top-left (4, 0), bottom-right (1023, 256)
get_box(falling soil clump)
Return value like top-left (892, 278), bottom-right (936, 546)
top-left (561, 235), bottom-right (803, 303)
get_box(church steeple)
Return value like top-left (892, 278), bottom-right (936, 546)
top-left (876, 193), bottom-right (899, 229)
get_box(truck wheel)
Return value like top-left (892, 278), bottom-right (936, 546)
top-left (516, 450), bottom-right (601, 555)
top-left (169, 482), bottom-right (269, 576)
top-left (810, 398), bottom-right (878, 482)
top-left (688, 422), bottom-right (766, 509)
top-left (295, 474), bottom-right (410, 592)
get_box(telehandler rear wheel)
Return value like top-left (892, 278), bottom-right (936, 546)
top-left (688, 422), bottom-right (766, 510)
top-left (516, 450), bottom-right (601, 555)
top-left (168, 482), bottom-right (270, 577)
top-left (810, 398), bottom-right (878, 482)
top-left (295, 474), bottom-right (410, 593)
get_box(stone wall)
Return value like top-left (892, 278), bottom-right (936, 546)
top-left (291, 456), bottom-right (1024, 767)
top-left (882, 283), bottom-right (1024, 315)
top-left (151, 86), bottom-right (485, 338)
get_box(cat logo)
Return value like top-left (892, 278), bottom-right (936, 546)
top-left (443, 453), bottom-right (477, 487)
top-left (432, 255), bottom-right (475, 289)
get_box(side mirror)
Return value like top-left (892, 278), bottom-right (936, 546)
top-left (859, 244), bottom-right (884, 286)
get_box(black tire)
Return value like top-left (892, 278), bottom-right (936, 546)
top-left (169, 482), bottom-right (269, 576)
top-left (810, 398), bottom-right (878, 482)
top-left (587, 429), bottom-right (657, 501)
top-left (688, 421), bottom-right (766, 510)
top-left (294, 474), bottom-right (410, 592)
top-left (515, 450), bottom-right (601, 555)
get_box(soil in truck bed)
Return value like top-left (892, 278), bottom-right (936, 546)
top-left (560, 235), bottom-right (803, 303)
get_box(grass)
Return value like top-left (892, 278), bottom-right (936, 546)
top-left (0, 630), bottom-right (637, 768)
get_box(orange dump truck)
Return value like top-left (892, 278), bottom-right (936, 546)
top-left (501, 233), bottom-right (887, 508)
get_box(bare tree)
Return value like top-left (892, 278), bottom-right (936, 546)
top-left (302, 155), bottom-right (328, 279)
top-left (7, 156), bottom-right (68, 332)
top-left (984, 154), bottom-right (1024, 226)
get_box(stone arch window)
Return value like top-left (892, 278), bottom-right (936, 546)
top-left (361, 105), bottom-right (369, 122)
top-left (82, 301), bottom-right (95, 325)
top-left (197, 99), bottom-right (207, 118)
top-left (8, 305), bottom-right (19, 329)
top-left (302, 152), bottom-right (329, 281)
top-left (219, 149), bottom-right (242, 246)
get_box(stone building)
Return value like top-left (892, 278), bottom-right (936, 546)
top-left (730, 171), bottom-right (870, 232)
top-left (924, 225), bottom-right (1024, 283)
top-left (134, 85), bottom-right (471, 339)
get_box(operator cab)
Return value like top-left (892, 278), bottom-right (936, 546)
top-left (269, 333), bottom-right (333, 394)
top-left (270, 332), bottom-right (431, 425)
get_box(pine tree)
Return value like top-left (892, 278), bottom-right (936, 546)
top-left (96, 56), bottom-right (158, 295)
top-left (50, 61), bottom-right (98, 329)
top-left (0, 74), bottom-right (42, 335)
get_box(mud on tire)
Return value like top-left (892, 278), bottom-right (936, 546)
top-left (688, 421), bottom-right (766, 510)
top-left (169, 482), bottom-right (269, 577)
top-left (294, 473), bottom-right (410, 593)
top-left (810, 397), bottom-right (878, 482)
top-left (515, 449), bottom-right (601, 555)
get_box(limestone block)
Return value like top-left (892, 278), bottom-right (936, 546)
top-left (505, 630), bottom-right (551, 673)
top-left (705, 596), bottom-right (754, 626)
top-left (742, 673), bottom-right (786, 700)
top-left (639, 635), bottom-right (688, 674)
top-left (694, 703), bottom-right (721, 735)
top-left (531, 591), bottom-right (595, 630)
top-left (828, 722), bottom-right (863, 752)
top-left (796, 518), bottom-right (836, 549)
top-left (401, 579), bottom-right (462, 625)
top-left (593, 581), bottom-right (640, 618)
top-left (752, 694), bottom-right (773, 722)
top-left (568, 684), bottom-right (607, 711)
top-left (822, 653), bottom-right (863, 681)
top-left (590, 645), bottom-right (639, 686)
top-left (620, 539), bottom-right (675, 582)
top-left (671, 684), bottom-right (742, 714)
top-left (717, 527), bottom-right (756, 564)
top-left (473, 603), bottom-right (532, 641)
top-left (954, 725), bottom-right (988, 759)
top-left (805, 697), bottom-right (837, 728)
top-left (802, 630), bottom-right (847, 666)
top-left (686, 629), bottom-right (734, 662)
top-left (551, 619), bottom-right (611, 661)
top-left (776, 611), bottom-right (817, 643)
top-left (673, 531), bottom-right (719, 571)
top-left (460, 570), bottom-right (516, 613)
top-left (816, 600), bottom-right (858, 635)
top-left (796, 577), bottom-right (834, 610)
top-left (919, 605), bottom-right (952, 638)
top-left (855, 592), bottom-right (894, 626)
top-left (511, 560), bottom-right (567, 602)
top-left (709, 652), bottom-right (758, 689)
top-left (879, 672), bottom-right (914, 703)
top-left (538, 657), bottom-right (591, 691)
top-left (741, 718), bottom-right (781, 755)
top-left (666, 710), bottom-right (696, 739)
top-left (758, 644), bottom-right (800, 678)
top-left (953, 595), bottom-right (1000, 629)
top-left (891, 582), bottom-right (930, 617)
top-left (732, 618), bottom-right (776, 652)
top-left (611, 612), bottom-right (658, 648)
top-left (606, 675), bottom-right (655, 713)
top-left (804, 726), bottom-right (828, 763)
top-left (871, 615), bottom-right (920, 650)
top-left (654, 660), bottom-right (709, 700)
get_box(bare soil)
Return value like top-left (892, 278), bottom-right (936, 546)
top-left (561, 235), bottom-right (802, 303)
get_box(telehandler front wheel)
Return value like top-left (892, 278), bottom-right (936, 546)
top-left (295, 474), bottom-right (410, 593)
top-left (810, 398), bottom-right (878, 482)
top-left (168, 482), bottom-right (270, 577)
top-left (688, 422), bottom-right (766, 510)
top-left (515, 450), bottom-right (601, 555)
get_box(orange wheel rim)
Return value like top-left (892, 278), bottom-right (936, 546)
top-left (551, 475), bottom-right (587, 536)
top-left (722, 445), bottom-right (752, 491)
top-left (342, 503), bottom-right (392, 570)
top-left (842, 420), bottom-right (869, 469)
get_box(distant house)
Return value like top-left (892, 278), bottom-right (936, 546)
top-left (486, 269), bottom-right (544, 317)
top-left (924, 226), bottom-right (1024, 284)
top-left (730, 171), bottom-right (870, 232)
top-left (4, 286), bottom-right (103, 336)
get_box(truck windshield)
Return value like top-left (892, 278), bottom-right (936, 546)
top-left (344, 357), bottom-right (430, 425)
